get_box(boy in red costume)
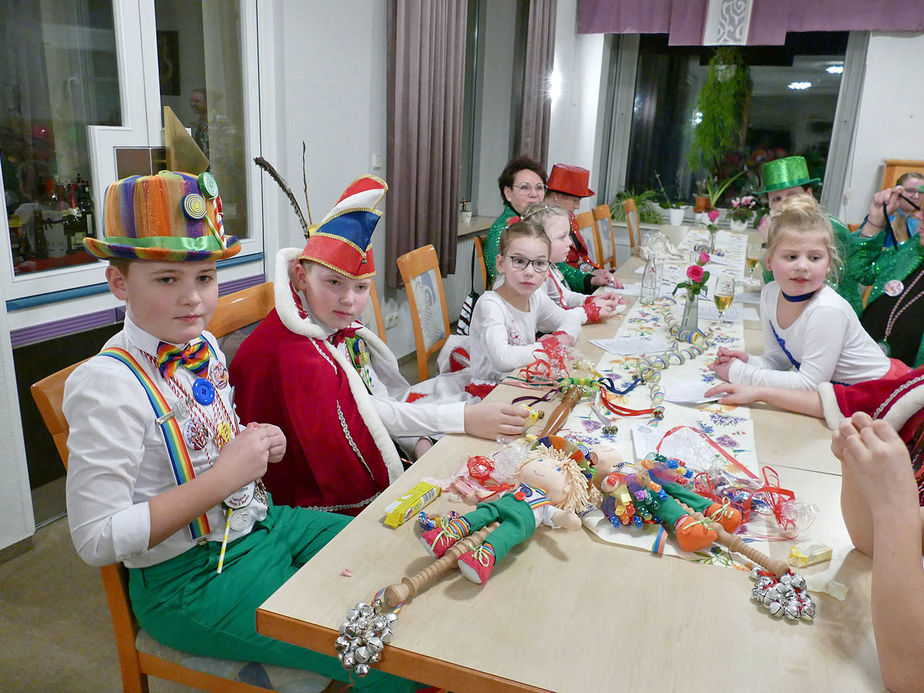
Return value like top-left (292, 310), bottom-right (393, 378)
top-left (230, 176), bottom-right (527, 514)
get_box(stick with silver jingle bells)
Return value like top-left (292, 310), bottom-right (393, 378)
top-left (335, 522), bottom-right (500, 678)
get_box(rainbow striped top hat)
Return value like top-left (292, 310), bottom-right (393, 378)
top-left (84, 170), bottom-right (240, 262)
top-left (299, 175), bottom-right (388, 279)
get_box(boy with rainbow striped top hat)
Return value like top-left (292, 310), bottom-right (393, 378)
top-left (64, 169), bottom-right (420, 691)
top-left (230, 174), bottom-right (528, 514)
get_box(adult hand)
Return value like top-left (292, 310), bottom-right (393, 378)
top-left (590, 269), bottom-right (616, 287)
top-left (864, 186), bottom-right (904, 235)
top-left (464, 402), bottom-right (529, 440)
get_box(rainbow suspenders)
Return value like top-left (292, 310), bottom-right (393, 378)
top-left (100, 347), bottom-right (211, 541)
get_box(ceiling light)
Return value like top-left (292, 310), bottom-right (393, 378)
top-left (826, 64), bottom-right (844, 75)
top-left (788, 81), bottom-right (812, 90)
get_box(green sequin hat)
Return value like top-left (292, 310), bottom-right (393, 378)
top-left (756, 156), bottom-right (821, 194)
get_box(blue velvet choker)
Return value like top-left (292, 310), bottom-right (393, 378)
top-left (781, 289), bottom-right (818, 303)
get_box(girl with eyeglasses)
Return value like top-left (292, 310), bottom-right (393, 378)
top-left (522, 202), bottom-right (625, 323)
top-left (465, 220), bottom-right (582, 395)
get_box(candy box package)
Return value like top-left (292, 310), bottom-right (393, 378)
top-left (384, 482), bottom-right (441, 528)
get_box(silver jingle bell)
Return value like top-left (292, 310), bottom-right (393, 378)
top-left (367, 637), bottom-right (383, 653)
top-left (334, 636), bottom-right (351, 653)
top-left (346, 608), bottom-right (359, 621)
top-left (355, 663), bottom-right (371, 678)
top-left (359, 603), bottom-right (374, 617)
top-left (381, 627), bottom-right (393, 644)
top-left (768, 601), bottom-right (784, 617)
top-left (355, 646), bottom-right (370, 664)
top-left (341, 652), bottom-right (355, 670)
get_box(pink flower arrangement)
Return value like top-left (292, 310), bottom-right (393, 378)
top-left (729, 195), bottom-right (757, 222)
top-left (707, 209), bottom-right (720, 223)
top-left (674, 252), bottom-right (710, 299)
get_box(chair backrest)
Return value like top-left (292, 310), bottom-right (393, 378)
top-left (206, 282), bottom-right (275, 364)
top-left (396, 244), bottom-right (451, 382)
top-left (359, 281), bottom-right (387, 343)
top-left (881, 159), bottom-right (924, 189)
top-left (472, 235), bottom-right (488, 291)
top-left (623, 198), bottom-right (641, 249)
top-left (575, 210), bottom-right (602, 267)
top-left (592, 204), bottom-right (615, 268)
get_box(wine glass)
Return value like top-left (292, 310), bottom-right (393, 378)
top-left (746, 243), bottom-right (762, 283)
top-left (713, 274), bottom-right (735, 324)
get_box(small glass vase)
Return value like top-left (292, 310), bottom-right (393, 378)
top-left (707, 228), bottom-right (717, 253)
top-left (680, 292), bottom-right (699, 333)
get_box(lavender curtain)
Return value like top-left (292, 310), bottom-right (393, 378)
top-left (578, 0), bottom-right (924, 44)
top-left (385, 0), bottom-right (468, 287)
top-left (516, 0), bottom-right (557, 162)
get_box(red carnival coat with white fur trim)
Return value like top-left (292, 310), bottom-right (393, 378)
top-left (229, 250), bottom-right (405, 515)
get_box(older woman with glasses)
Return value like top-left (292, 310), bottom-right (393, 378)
top-left (484, 156), bottom-right (548, 286)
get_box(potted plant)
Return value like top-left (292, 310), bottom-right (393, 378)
top-left (610, 188), bottom-right (664, 225)
top-left (687, 46), bottom-right (751, 215)
top-left (694, 170), bottom-right (746, 224)
top-left (459, 198), bottom-right (472, 225)
top-left (728, 195), bottom-right (757, 231)
top-left (654, 172), bottom-right (686, 225)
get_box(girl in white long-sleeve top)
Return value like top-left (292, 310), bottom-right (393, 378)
top-left (468, 220), bottom-right (583, 392)
top-left (710, 195), bottom-right (908, 390)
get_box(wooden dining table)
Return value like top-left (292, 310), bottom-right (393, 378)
top-left (256, 226), bottom-right (883, 692)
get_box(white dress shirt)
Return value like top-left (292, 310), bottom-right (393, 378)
top-left (64, 315), bottom-right (267, 568)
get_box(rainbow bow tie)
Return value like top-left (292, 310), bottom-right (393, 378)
top-left (157, 340), bottom-right (210, 378)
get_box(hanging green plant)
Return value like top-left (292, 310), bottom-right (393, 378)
top-left (686, 47), bottom-right (751, 183)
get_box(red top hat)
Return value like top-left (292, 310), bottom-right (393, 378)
top-left (546, 164), bottom-right (594, 198)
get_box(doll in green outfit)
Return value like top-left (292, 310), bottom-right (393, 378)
top-left (755, 156), bottom-right (862, 315)
top-left (420, 446), bottom-right (589, 584)
top-left (847, 182), bottom-right (924, 367)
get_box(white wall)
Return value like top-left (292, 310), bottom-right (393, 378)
top-left (472, 0), bottom-right (518, 219)
top-left (547, 0), bottom-right (605, 214)
top-left (841, 32), bottom-right (924, 222)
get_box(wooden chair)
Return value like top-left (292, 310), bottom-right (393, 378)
top-left (207, 281), bottom-right (275, 363)
top-left (623, 198), bottom-right (642, 249)
top-left (472, 234), bottom-right (488, 290)
top-left (593, 204), bottom-right (615, 268)
top-left (881, 159), bottom-right (924, 189)
top-left (575, 210), bottom-right (602, 267)
top-left (359, 281), bottom-right (387, 343)
top-left (30, 282), bottom-right (329, 693)
top-left (396, 244), bottom-right (451, 382)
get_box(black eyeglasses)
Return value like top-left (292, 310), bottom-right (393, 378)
top-left (507, 255), bottom-right (550, 272)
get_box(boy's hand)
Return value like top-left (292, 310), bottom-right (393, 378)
top-left (213, 423), bottom-right (274, 489)
top-left (464, 402), bottom-right (529, 441)
top-left (704, 382), bottom-right (760, 405)
top-left (556, 334), bottom-right (575, 347)
top-left (831, 413), bottom-right (919, 511)
top-left (254, 423), bottom-right (287, 463)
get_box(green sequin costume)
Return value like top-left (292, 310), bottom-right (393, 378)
top-left (485, 206), bottom-right (594, 292)
top-left (844, 228), bottom-right (924, 367)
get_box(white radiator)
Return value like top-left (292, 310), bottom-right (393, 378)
top-left (443, 235), bottom-right (484, 325)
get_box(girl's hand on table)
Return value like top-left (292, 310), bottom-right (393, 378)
top-left (704, 382), bottom-right (761, 405)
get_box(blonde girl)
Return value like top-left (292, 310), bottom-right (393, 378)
top-left (467, 220), bottom-right (583, 390)
top-left (521, 202), bottom-right (624, 323)
top-left (710, 196), bottom-right (904, 390)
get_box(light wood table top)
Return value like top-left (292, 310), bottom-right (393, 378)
top-left (257, 304), bottom-right (881, 691)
